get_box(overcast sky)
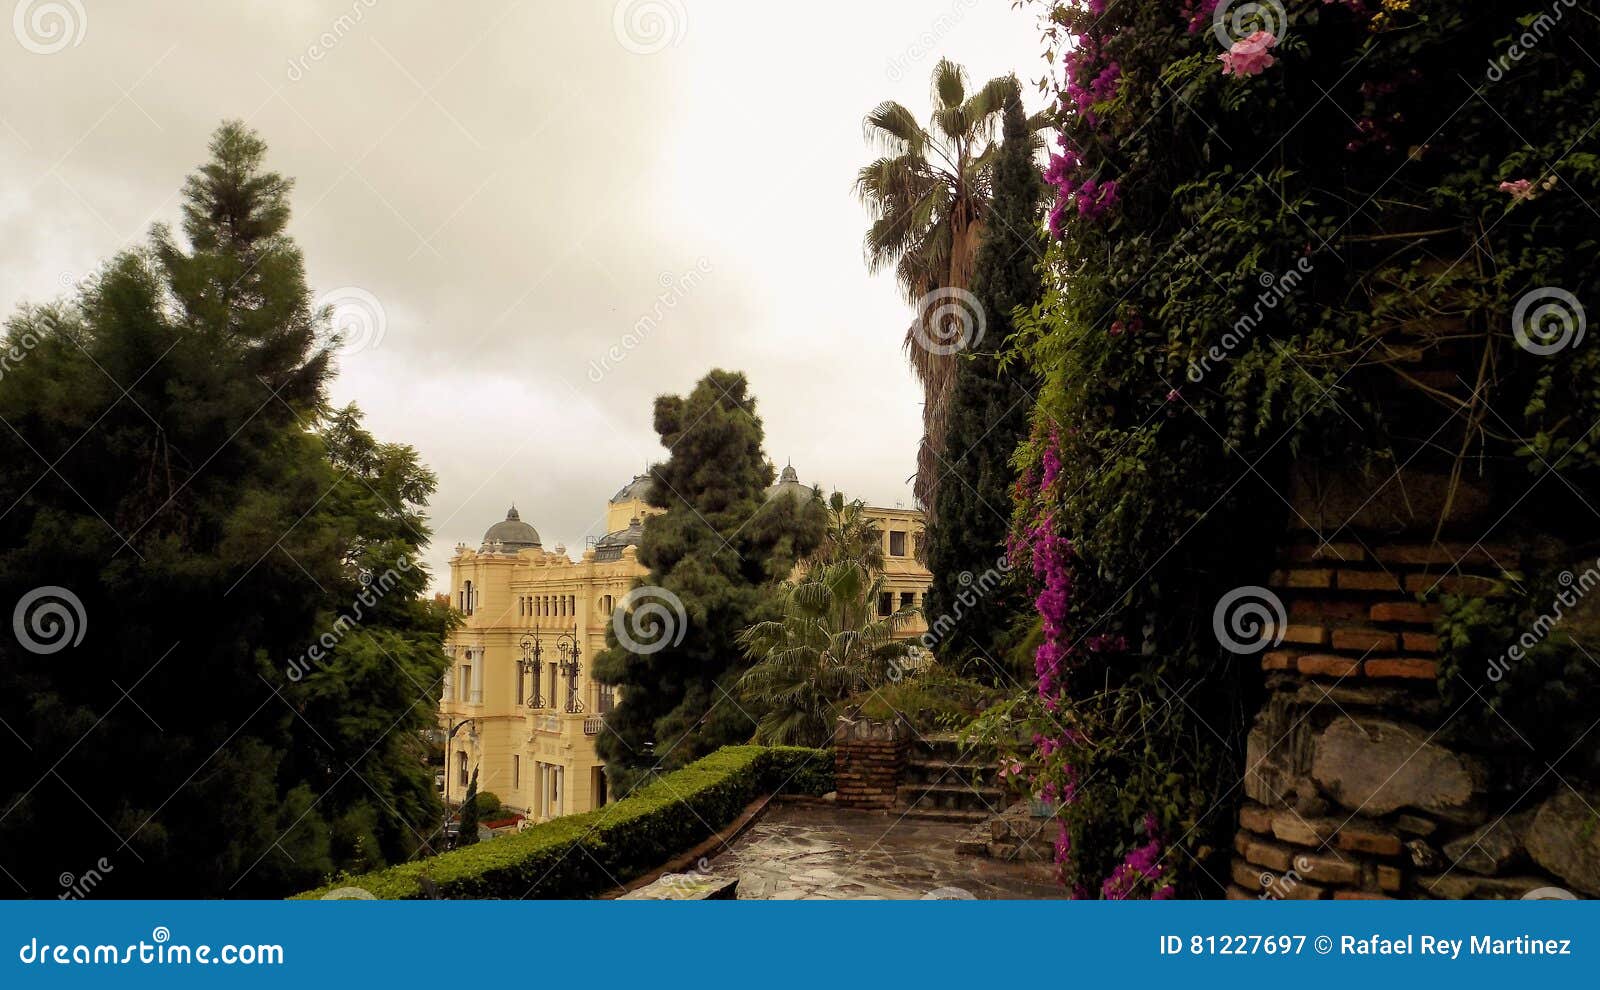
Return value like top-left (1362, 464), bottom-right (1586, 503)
top-left (1, 0), bottom-right (1044, 590)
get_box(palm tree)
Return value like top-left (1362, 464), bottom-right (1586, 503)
top-left (738, 560), bottom-right (916, 747)
top-left (807, 491), bottom-right (886, 573)
top-left (855, 62), bottom-right (1041, 512)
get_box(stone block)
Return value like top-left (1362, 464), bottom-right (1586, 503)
top-left (1311, 717), bottom-right (1484, 818)
top-left (1363, 659), bottom-right (1437, 680)
top-left (1525, 790), bottom-right (1600, 896)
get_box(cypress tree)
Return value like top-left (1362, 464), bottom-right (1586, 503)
top-left (457, 768), bottom-right (480, 847)
top-left (592, 370), bottom-right (824, 793)
top-left (923, 82), bottom-right (1045, 680)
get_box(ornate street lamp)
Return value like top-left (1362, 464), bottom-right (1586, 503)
top-left (556, 631), bottom-right (584, 714)
top-left (518, 633), bottom-right (545, 709)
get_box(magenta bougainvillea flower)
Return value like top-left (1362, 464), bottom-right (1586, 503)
top-left (1499, 179), bottom-right (1535, 201)
top-left (1218, 31), bottom-right (1278, 77)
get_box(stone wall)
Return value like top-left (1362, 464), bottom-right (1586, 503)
top-left (833, 715), bottom-right (909, 810)
top-left (1228, 534), bottom-right (1595, 900)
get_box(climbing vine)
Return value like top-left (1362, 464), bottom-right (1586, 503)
top-left (991, 0), bottom-right (1600, 896)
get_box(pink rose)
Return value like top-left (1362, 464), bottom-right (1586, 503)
top-left (1219, 31), bottom-right (1278, 77)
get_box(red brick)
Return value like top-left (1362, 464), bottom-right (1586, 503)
top-left (1374, 543), bottom-right (1515, 569)
top-left (1291, 599), bottom-right (1367, 622)
top-left (1331, 628), bottom-right (1399, 652)
top-left (1364, 659), bottom-right (1437, 680)
top-left (1239, 805), bottom-right (1273, 834)
top-left (1337, 828), bottom-right (1402, 856)
top-left (1242, 838), bottom-right (1297, 874)
top-left (1285, 569), bottom-right (1334, 589)
top-left (1405, 574), bottom-right (1501, 596)
top-left (1297, 655), bottom-right (1360, 678)
top-left (1377, 865), bottom-right (1402, 892)
top-left (1369, 602), bottom-right (1442, 625)
top-left (1225, 885), bottom-right (1256, 901)
top-left (1402, 631), bottom-right (1441, 653)
top-left (1338, 570), bottom-right (1404, 592)
top-left (1296, 853), bottom-right (1362, 887)
top-left (1261, 650), bottom-right (1296, 671)
top-left (1284, 542), bottom-right (1366, 564)
top-left (1281, 624), bottom-right (1329, 646)
top-left (1335, 891), bottom-right (1391, 900)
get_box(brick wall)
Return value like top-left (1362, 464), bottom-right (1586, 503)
top-left (833, 715), bottom-right (908, 810)
top-left (1229, 536), bottom-right (1586, 899)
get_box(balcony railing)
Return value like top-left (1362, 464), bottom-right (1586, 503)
top-left (583, 716), bottom-right (605, 736)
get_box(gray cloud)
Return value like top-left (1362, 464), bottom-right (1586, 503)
top-left (1, 0), bottom-right (1040, 588)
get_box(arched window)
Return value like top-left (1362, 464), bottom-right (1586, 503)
top-left (457, 751), bottom-right (468, 788)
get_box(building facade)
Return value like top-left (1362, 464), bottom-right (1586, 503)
top-left (439, 465), bottom-right (932, 822)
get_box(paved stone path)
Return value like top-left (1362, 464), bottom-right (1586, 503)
top-left (705, 802), bottom-right (1064, 900)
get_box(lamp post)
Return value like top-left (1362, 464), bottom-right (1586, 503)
top-left (556, 631), bottom-right (583, 714)
top-left (518, 632), bottom-right (545, 709)
top-left (440, 717), bottom-right (475, 851)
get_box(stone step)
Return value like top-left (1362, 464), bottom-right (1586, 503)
top-left (897, 807), bottom-right (993, 825)
top-left (912, 734), bottom-right (994, 763)
top-left (898, 783), bottom-right (1005, 814)
top-left (903, 758), bottom-right (998, 788)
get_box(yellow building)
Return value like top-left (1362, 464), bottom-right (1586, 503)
top-left (440, 465), bottom-right (932, 822)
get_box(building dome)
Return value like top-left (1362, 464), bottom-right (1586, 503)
top-left (593, 516), bottom-right (646, 562)
top-left (765, 461), bottom-right (814, 503)
top-left (610, 473), bottom-right (654, 504)
top-left (481, 506), bottom-right (542, 552)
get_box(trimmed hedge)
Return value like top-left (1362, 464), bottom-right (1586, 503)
top-left (296, 745), bottom-right (832, 899)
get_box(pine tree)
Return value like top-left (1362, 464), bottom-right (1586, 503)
top-left (0, 122), bottom-right (446, 896)
top-left (923, 82), bottom-right (1045, 681)
top-left (592, 370), bottom-right (825, 793)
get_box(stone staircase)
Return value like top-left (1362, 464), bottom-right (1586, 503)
top-left (895, 735), bottom-right (1006, 824)
top-left (955, 800), bottom-right (1057, 863)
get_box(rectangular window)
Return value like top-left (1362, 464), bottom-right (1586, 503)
top-left (513, 755), bottom-right (521, 791)
top-left (516, 665), bottom-right (524, 706)
top-left (900, 592), bottom-right (915, 610)
top-left (889, 531), bottom-right (907, 557)
top-left (459, 665), bottom-right (471, 702)
top-left (878, 592), bottom-right (893, 617)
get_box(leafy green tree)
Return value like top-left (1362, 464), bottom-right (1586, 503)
top-left (592, 370), bottom-right (824, 793)
top-left (855, 60), bottom-right (1043, 511)
top-left (806, 491), bottom-right (885, 572)
top-left (923, 81), bottom-right (1044, 680)
top-left (457, 768), bottom-right (480, 847)
top-left (739, 530), bottom-right (916, 747)
top-left (0, 122), bottom-right (446, 897)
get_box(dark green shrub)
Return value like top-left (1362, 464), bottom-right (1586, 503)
top-left (295, 745), bottom-right (831, 900)
top-left (473, 792), bottom-right (502, 818)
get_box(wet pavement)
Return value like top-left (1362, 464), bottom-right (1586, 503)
top-left (704, 802), bottom-right (1065, 900)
